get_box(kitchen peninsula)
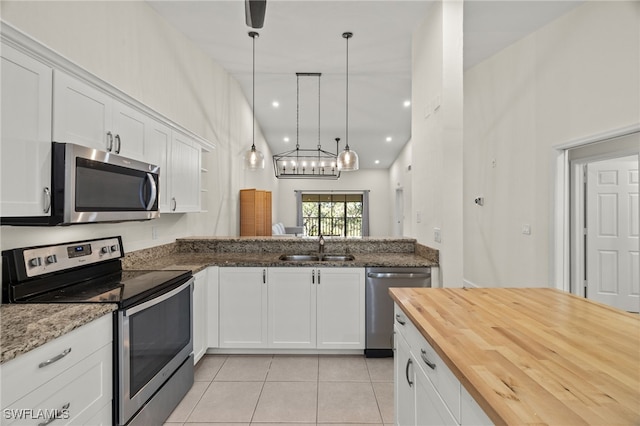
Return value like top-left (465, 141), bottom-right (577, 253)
top-left (390, 287), bottom-right (640, 425)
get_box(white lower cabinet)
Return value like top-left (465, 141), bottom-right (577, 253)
top-left (217, 267), bottom-right (365, 350)
top-left (394, 303), bottom-right (492, 426)
top-left (316, 268), bottom-right (365, 349)
top-left (0, 314), bottom-right (113, 425)
top-left (193, 269), bottom-right (208, 363)
top-left (219, 267), bottom-right (268, 348)
top-left (267, 268), bottom-right (316, 348)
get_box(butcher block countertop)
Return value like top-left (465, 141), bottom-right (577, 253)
top-left (389, 287), bottom-right (640, 425)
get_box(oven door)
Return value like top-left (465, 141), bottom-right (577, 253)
top-left (117, 278), bottom-right (193, 425)
top-left (54, 142), bottom-right (160, 224)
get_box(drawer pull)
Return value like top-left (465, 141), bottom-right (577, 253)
top-left (38, 348), bottom-right (71, 368)
top-left (421, 349), bottom-right (436, 370)
top-left (395, 314), bottom-right (406, 325)
top-left (405, 358), bottom-right (413, 387)
top-left (37, 402), bottom-right (70, 426)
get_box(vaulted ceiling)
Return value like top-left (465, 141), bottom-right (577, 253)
top-left (148, 1), bottom-right (582, 169)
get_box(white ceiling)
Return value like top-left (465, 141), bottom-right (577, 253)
top-left (148, 0), bottom-right (582, 170)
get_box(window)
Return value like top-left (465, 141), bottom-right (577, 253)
top-left (300, 193), bottom-right (364, 237)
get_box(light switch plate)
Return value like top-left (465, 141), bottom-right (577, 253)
top-left (434, 227), bottom-right (442, 243)
top-left (522, 224), bottom-right (531, 235)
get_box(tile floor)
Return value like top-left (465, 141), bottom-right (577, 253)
top-left (164, 354), bottom-right (394, 425)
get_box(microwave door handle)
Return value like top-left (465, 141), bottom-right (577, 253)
top-left (143, 173), bottom-right (157, 211)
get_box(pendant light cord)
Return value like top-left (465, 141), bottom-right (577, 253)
top-left (343, 32), bottom-right (352, 150)
top-left (250, 31), bottom-right (259, 150)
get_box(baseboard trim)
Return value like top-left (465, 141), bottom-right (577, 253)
top-left (463, 279), bottom-right (480, 288)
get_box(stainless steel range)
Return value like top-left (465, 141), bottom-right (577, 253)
top-left (2, 236), bottom-right (194, 426)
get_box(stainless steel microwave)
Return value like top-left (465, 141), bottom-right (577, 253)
top-left (2, 142), bottom-right (160, 225)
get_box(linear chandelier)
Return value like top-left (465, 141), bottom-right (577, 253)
top-left (273, 73), bottom-right (341, 180)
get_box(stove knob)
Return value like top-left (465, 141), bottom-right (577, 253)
top-left (110, 245), bottom-right (118, 253)
top-left (28, 257), bottom-right (42, 267)
top-left (101, 246), bottom-right (110, 254)
top-left (45, 254), bottom-right (58, 264)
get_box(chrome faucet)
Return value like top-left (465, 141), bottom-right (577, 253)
top-left (318, 234), bottom-right (325, 255)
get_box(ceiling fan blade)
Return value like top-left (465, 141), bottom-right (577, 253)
top-left (245, 0), bottom-right (267, 29)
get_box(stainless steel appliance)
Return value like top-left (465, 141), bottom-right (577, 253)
top-left (2, 237), bottom-right (194, 426)
top-left (1, 142), bottom-right (160, 226)
top-left (365, 267), bottom-right (431, 357)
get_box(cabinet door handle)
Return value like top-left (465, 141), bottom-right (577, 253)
top-left (171, 197), bottom-right (177, 211)
top-left (43, 187), bottom-right (51, 213)
top-left (106, 131), bottom-right (114, 151)
top-left (263, 269), bottom-right (266, 284)
top-left (420, 349), bottom-right (436, 370)
top-left (405, 358), bottom-right (413, 387)
top-left (312, 270), bottom-right (315, 284)
top-left (38, 347), bottom-right (71, 368)
top-left (37, 402), bottom-right (70, 426)
top-left (115, 134), bottom-right (121, 154)
top-left (317, 269), bottom-right (321, 284)
top-left (395, 314), bottom-right (406, 325)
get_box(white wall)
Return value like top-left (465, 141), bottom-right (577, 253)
top-left (276, 169), bottom-right (391, 237)
top-left (463, 1), bottom-right (640, 287)
top-left (388, 139), bottom-right (413, 237)
top-left (0, 1), bottom-right (277, 252)
top-left (408, 0), bottom-right (464, 286)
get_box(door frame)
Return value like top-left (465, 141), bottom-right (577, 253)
top-left (553, 123), bottom-right (640, 294)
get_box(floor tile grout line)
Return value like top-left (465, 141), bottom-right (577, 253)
top-left (182, 355), bottom-right (228, 423)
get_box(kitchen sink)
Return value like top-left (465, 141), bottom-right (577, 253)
top-left (279, 254), bottom-right (321, 261)
top-left (278, 253), bottom-right (355, 262)
top-left (320, 254), bottom-right (355, 261)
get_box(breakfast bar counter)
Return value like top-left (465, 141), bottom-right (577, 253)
top-left (389, 287), bottom-right (640, 425)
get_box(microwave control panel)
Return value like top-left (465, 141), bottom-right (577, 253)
top-left (22, 237), bottom-right (123, 278)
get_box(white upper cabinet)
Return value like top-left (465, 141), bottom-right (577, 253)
top-left (0, 44), bottom-right (53, 218)
top-left (111, 101), bottom-right (146, 160)
top-left (53, 70), bottom-right (149, 162)
top-left (144, 119), bottom-right (171, 212)
top-left (52, 70), bottom-right (113, 151)
top-left (169, 130), bottom-right (201, 213)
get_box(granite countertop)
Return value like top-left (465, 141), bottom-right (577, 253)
top-left (124, 251), bottom-right (436, 273)
top-left (1, 304), bottom-right (117, 364)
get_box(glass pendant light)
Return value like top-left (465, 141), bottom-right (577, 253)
top-left (337, 31), bottom-right (359, 172)
top-left (244, 31), bottom-right (265, 170)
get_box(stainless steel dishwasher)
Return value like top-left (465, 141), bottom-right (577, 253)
top-left (365, 267), bottom-right (431, 357)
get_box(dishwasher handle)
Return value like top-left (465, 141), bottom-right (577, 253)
top-left (367, 272), bottom-right (430, 279)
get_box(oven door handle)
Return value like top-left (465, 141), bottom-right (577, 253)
top-left (123, 277), bottom-right (194, 317)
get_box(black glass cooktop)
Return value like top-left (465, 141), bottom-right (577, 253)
top-left (25, 269), bottom-right (191, 308)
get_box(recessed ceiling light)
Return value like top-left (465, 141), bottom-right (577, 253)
top-left (283, 137), bottom-right (290, 142)
top-left (386, 136), bottom-right (392, 142)
top-left (272, 101), bottom-right (280, 108)
top-left (375, 160), bottom-right (380, 165)
top-left (403, 100), bottom-right (411, 107)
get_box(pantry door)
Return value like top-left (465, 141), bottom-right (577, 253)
top-left (586, 156), bottom-right (639, 312)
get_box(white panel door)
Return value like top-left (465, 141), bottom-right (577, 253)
top-left (267, 268), bottom-right (316, 348)
top-left (144, 119), bottom-right (171, 212)
top-left (112, 101), bottom-right (146, 161)
top-left (586, 156), bottom-right (639, 312)
top-left (0, 44), bottom-right (52, 217)
top-left (52, 70), bottom-right (112, 150)
top-left (395, 329), bottom-right (416, 426)
top-left (193, 269), bottom-right (208, 363)
top-left (218, 268), bottom-right (268, 348)
top-left (170, 131), bottom-right (201, 213)
top-left (316, 268), bottom-right (365, 349)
